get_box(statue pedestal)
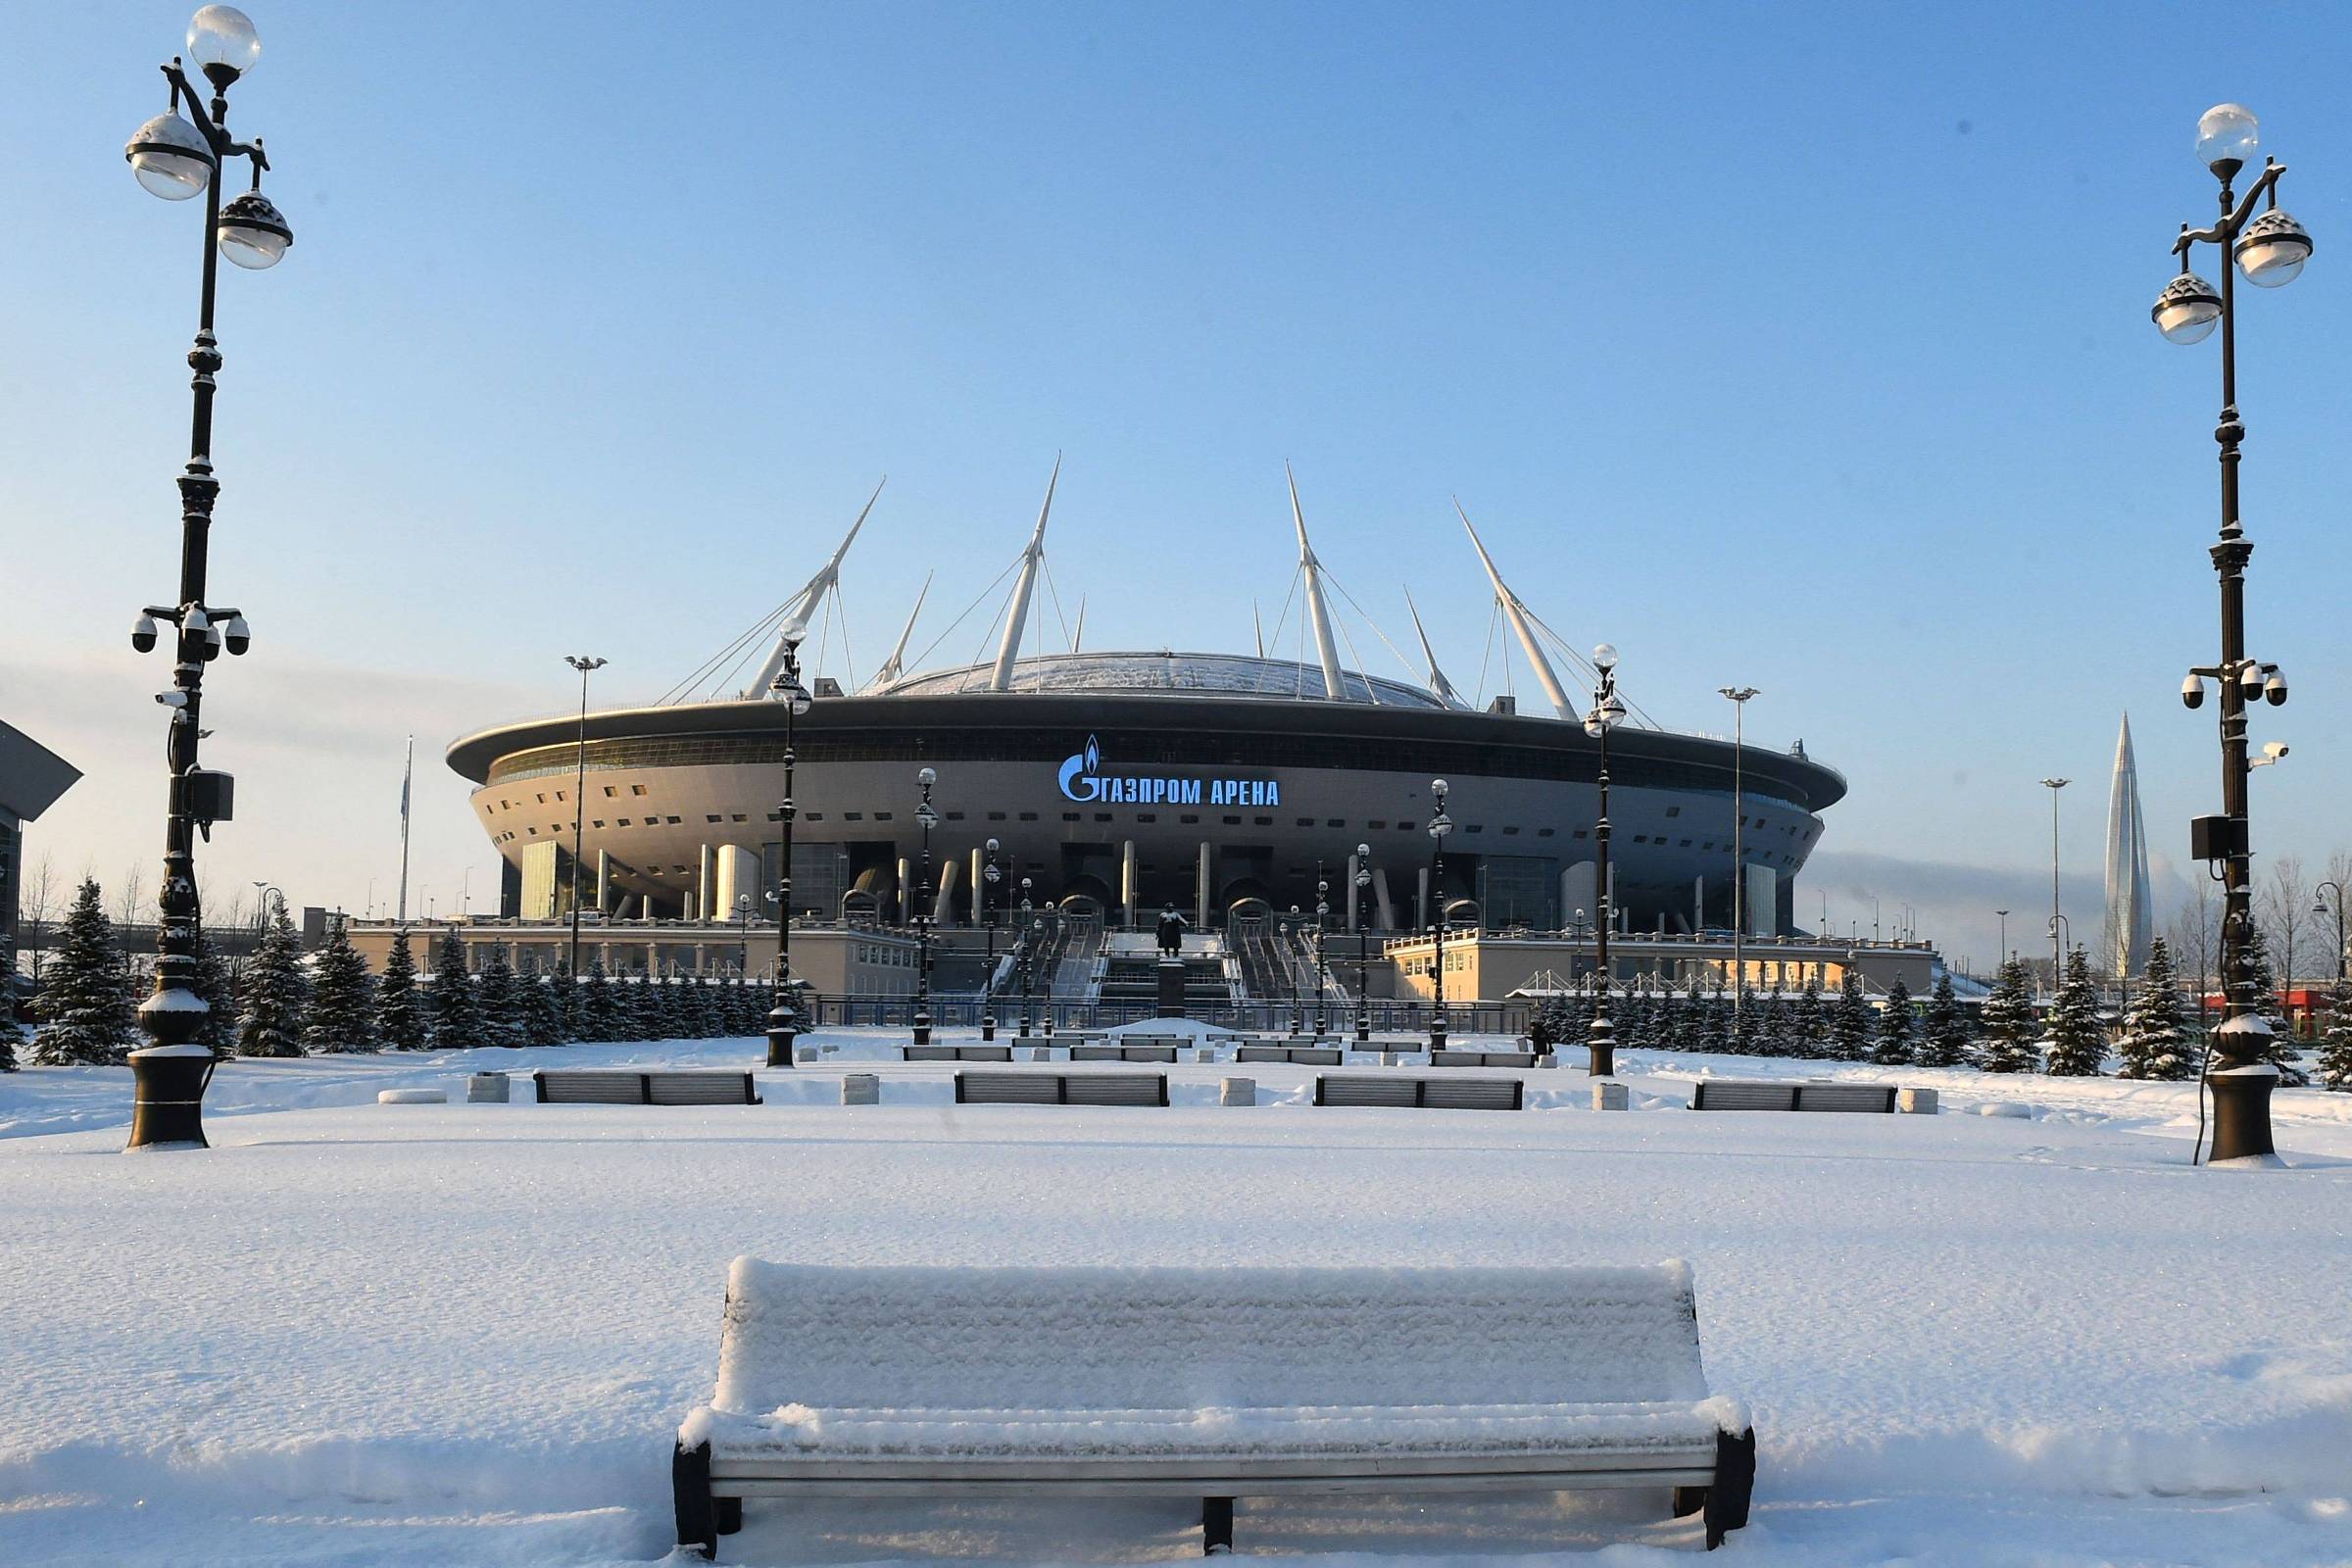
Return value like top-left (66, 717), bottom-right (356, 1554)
top-left (1155, 956), bottom-right (1187, 1019)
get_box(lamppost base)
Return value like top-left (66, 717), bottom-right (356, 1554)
top-left (1355, 1014), bottom-right (1370, 1044)
top-left (765, 1007), bottom-right (799, 1068)
top-left (1587, 1017), bottom-right (1617, 1079)
top-left (125, 1045), bottom-right (213, 1152)
top-left (2207, 1062), bottom-right (2278, 1164)
top-left (981, 1014), bottom-right (997, 1042)
top-left (1429, 1015), bottom-right (1447, 1053)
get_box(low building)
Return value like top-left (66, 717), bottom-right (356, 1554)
top-left (1382, 928), bottom-right (1943, 1004)
top-left (341, 917), bottom-right (921, 999)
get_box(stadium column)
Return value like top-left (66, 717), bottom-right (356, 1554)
top-left (1346, 851), bottom-right (1361, 930)
top-left (1122, 841), bottom-right (1136, 929)
top-left (969, 848), bottom-right (983, 924)
top-left (1372, 868), bottom-right (1396, 930)
top-left (698, 844), bottom-right (715, 924)
top-left (896, 858), bottom-right (910, 925)
top-left (1196, 843), bottom-right (1210, 930)
top-left (1416, 866), bottom-right (1430, 931)
top-left (596, 851), bottom-right (611, 914)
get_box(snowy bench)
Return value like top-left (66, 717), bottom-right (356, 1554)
top-left (903, 1044), bottom-right (1014, 1062)
top-left (672, 1259), bottom-right (1755, 1559)
top-left (1234, 1044), bottom-right (1344, 1065)
top-left (1314, 1074), bottom-right (1524, 1110)
top-left (532, 1070), bottom-right (761, 1105)
top-left (1689, 1080), bottom-right (1896, 1113)
top-left (1070, 1043), bottom-right (1180, 1062)
top-left (1432, 1049), bottom-right (1543, 1068)
top-left (954, 1070), bottom-right (1168, 1106)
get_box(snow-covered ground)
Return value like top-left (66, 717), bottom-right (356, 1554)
top-left (3, 1031), bottom-right (2349, 1567)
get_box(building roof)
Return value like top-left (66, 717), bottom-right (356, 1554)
top-left (876, 651), bottom-right (1447, 709)
top-left (0, 719), bottom-right (79, 823)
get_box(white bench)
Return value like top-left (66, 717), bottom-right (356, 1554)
top-left (672, 1259), bottom-right (1755, 1557)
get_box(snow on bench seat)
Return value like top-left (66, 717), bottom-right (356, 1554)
top-left (673, 1260), bottom-right (1754, 1556)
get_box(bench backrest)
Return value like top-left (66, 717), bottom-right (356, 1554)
top-left (955, 1070), bottom-right (1168, 1106)
top-left (1690, 1080), bottom-right (1798, 1111)
top-left (1432, 1050), bottom-right (1538, 1068)
top-left (906, 1045), bottom-right (1014, 1062)
top-left (1795, 1083), bottom-right (1898, 1113)
top-left (647, 1072), bottom-right (760, 1105)
top-left (712, 1258), bottom-right (1705, 1415)
top-left (537, 1070), bottom-right (758, 1105)
top-left (1314, 1074), bottom-right (1524, 1110)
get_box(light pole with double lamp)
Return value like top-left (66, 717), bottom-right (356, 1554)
top-left (1585, 646), bottom-right (1627, 1076)
top-left (563, 656), bottom-right (606, 979)
top-left (911, 768), bottom-right (938, 1045)
top-left (980, 839), bottom-right (1001, 1040)
top-left (122, 5), bottom-right (288, 1151)
top-left (1718, 686), bottom-right (1759, 1018)
top-left (1353, 844), bottom-right (1373, 1044)
top-left (2156, 104), bottom-right (2312, 1164)
top-left (2316, 885), bottom-right (2347, 983)
top-left (764, 640), bottom-right (810, 1066)
top-left (1313, 879), bottom-right (1331, 1035)
top-left (2039, 778), bottom-right (2069, 1000)
top-left (1016, 879), bottom-right (1035, 1037)
top-left (1427, 780), bottom-right (1451, 1053)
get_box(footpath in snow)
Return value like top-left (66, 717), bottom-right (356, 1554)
top-left (1, 1030), bottom-right (2348, 1567)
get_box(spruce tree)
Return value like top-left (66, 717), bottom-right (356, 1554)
top-left (2117, 937), bottom-right (2195, 1081)
top-left (1729, 985), bottom-right (1760, 1055)
top-left (2043, 946), bottom-right (2105, 1075)
top-left (1916, 971), bottom-right (1974, 1067)
top-left (630, 968), bottom-right (665, 1040)
top-left (1870, 975), bottom-right (1915, 1065)
top-left (472, 942), bottom-right (525, 1049)
top-left (578, 956), bottom-right (618, 1040)
top-left (375, 928), bottom-right (431, 1050)
top-left (2238, 925), bottom-right (2310, 1086)
top-left (190, 930), bottom-right (238, 1058)
top-left (1977, 957), bottom-right (2040, 1073)
top-left (546, 957), bottom-right (578, 1043)
top-left (0, 942), bottom-right (23, 1069)
top-left (30, 878), bottom-right (136, 1065)
top-left (1690, 982), bottom-right (1725, 1054)
top-left (301, 916), bottom-right (377, 1054)
top-left (1788, 974), bottom-right (1825, 1059)
top-left (1648, 983), bottom-right (1682, 1049)
top-left (1827, 970), bottom-right (1872, 1061)
top-left (2316, 973), bottom-right (2352, 1093)
top-left (520, 966), bottom-right (563, 1047)
top-left (427, 928), bottom-right (477, 1047)
top-left (236, 904), bottom-right (309, 1058)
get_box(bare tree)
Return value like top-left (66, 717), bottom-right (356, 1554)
top-left (2320, 850), bottom-right (2352, 984)
top-left (21, 854), bottom-right (58, 984)
top-left (114, 864), bottom-right (150, 961)
top-left (2168, 880), bottom-right (2218, 1033)
top-left (2261, 857), bottom-right (2311, 997)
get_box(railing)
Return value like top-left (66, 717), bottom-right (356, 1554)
top-left (799, 993), bottom-right (1530, 1037)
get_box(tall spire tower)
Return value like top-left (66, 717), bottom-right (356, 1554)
top-left (2103, 713), bottom-right (2153, 980)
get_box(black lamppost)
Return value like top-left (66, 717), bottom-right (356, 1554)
top-left (1586, 645), bottom-right (1627, 1076)
top-left (564, 655), bottom-right (606, 978)
top-left (980, 838), bottom-right (1001, 1041)
top-left (1353, 843), bottom-right (1372, 1044)
top-left (2038, 778), bottom-right (2069, 1000)
top-left (1017, 879), bottom-right (1035, 1037)
top-left (2158, 103), bottom-right (2311, 1165)
top-left (122, 5), bottom-right (287, 1151)
top-left (2314, 885), bottom-right (2345, 983)
top-left (1718, 686), bottom-right (1759, 1019)
top-left (1427, 779), bottom-right (1452, 1053)
top-left (1287, 906), bottom-right (1304, 1035)
top-left (1313, 878), bottom-right (1331, 1035)
top-left (765, 639), bottom-right (810, 1067)
top-left (911, 767), bottom-right (938, 1045)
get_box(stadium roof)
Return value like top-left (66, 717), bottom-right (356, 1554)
top-left (878, 651), bottom-right (1447, 709)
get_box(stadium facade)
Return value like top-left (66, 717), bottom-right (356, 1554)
top-left (447, 478), bottom-right (1847, 939)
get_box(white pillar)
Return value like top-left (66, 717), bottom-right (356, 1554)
top-left (698, 844), bottom-right (716, 924)
top-left (1372, 867), bottom-right (1396, 931)
top-left (970, 848), bottom-right (984, 925)
top-left (1346, 852), bottom-right (1361, 931)
top-left (713, 845), bottom-right (759, 923)
top-left (1196, 842), bottom-right (1211, 929)
top-left (1416, 866), bottom-right (1430, 931)
top-left (1563, 861), bottom-right (1597, 930)
top-left (1121, 840), bottom-right (1137, 929)
top-left (896, 857), bottom-right (909, 925)
top-left (1693, 875), bottom-right (1705, 934)
top-left (933, 857), bottom-right (959, 926)
top-left (595, 850), bottom-right (611, 914)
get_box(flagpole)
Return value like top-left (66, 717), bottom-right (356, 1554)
top-left (396, 735), bottom-right (414, 926)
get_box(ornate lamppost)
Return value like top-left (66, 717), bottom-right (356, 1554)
top-left (2038, 777), bottom-right (2070, 999)
top-left (764, 639), bottom-right (810, 1066)
top-left (1287, 906), bottom-right (1304, 1035)
top-left (980, 838), bottom-right (1001, 1040)
top-left (1353, 843), bottom-right (1372, 1045)
top-left (1427, 779), bottom-right (1452, 1053)
top-left (2315, 883), bottom-right (2346, 983)
top-left (1017, 879), bottom-right (1035, 1037)
top-left (2156, 104), bottom-right (2312, 1163)
top-left (911, 767), bottom-right (938, 1045)
top-left (564, 656), bottom-right (606, 976)
top-left (1718, 686), bottom-right (1758, 1018)
top-left (1313, 878), bottom-right (1331, 1035)
top-left (1585, 646), bottom-right (1627, 1076)
top-left (122, 5), bottom-right (288, 1151)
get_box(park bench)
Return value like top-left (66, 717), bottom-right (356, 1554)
top-left (1688, 1080), bottom-right (1897, 1113)
top-left (533, 1070), bottom-right (760, 1105)
top-left (1070, 1042), bottom-right (1180, 1062)
top-left (1314, 1074), bottom-right (1524, 1110)
top-left (1431, 1049), bottom-right (1543, 1068)
top-left (903, 1044), bottom-right (1014, 1062)
top-left (1234, 1045), bottom-right (1344, 1065)
top-left (954, 1070), bottom-right (1168, 1106)
top-left (672, 1258), bottom-right (1754, 1559)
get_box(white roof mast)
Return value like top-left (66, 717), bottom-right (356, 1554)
top-left (1405, 589), bottom-right (1468, 710)
top-left (1286, 464), bottom-right (1350, 703)
top-left (868, 570), bottom-right (932, 689)
top-left (1455, 499), bottom-right (1575, 719)
top-left (745, 477), bottom-right (885, 697)
top-left (988, 455), bottom-right (1060, 692)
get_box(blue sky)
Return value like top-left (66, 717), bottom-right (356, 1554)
top-left (7, 1), bottom-right (2349, 969)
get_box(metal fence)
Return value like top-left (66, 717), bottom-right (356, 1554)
top-left (800, 994), bottom-right (1532, 1037)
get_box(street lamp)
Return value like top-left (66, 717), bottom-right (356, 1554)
top-left (765, 639), bottom-right (810, 1066)
top-left (911, 767), bottom-right (939, 1045)
top-left (1017, 879), bottom-right (1035, 1037)
top-left (1427, 780), bottom-right (1452, 1053)
top-left (1313, 878), bottom-right (1331, 1035)
top-left (2161, 104), bottom-right (2310, 1164)
top-left (564, 656), bottom-right (607, 981)
top-left (1995, 908), bottom-right (2010, 962)
top-left (2315, 884), bottom-right (2346, 982)
top-left (122, 6), bottom-right (286, 1152)
top-left (1586, 645), bottom-right (1629, 1076)
top-left (980, 839), bottom-right (1001, 1041)
top-left (1353, 843), bottom-right (1372, 1044)
top-left (1718, 686), bottom-right (1759, 1020)
top-left (2039, 778), bottom-right (2070, 998)
top-left (1287, 906), bottom-right (1304, 1035)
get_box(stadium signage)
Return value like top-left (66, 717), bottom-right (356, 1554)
top-left (1056, 735), bottom-right (1281, 808)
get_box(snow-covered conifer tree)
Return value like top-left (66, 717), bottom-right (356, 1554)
top-left (375, 928), bottom-right (430, 1050)
top-left (472, 942), bottom-right (527, 1049)
top-left (2317, 973), bottom-right (2352, 1093)
top-left (1690, 982), bottom-right (1725, 1054)
top-left (427, 928), bottom-right (477, 1047)
top-left (1915, 971), bottom-right (1973, 1067)
top-left (2238, 925), bottom-right (2309, 1085)
top-left (0, 942), bottom-right (23, 1069)
top-left (190, 931), bottom-right (238, 1058)
top-left (2116, 937), bottom-right (2194, 1081)
top-left (301, 916), bottom-right (377, 1054)
top-left (1870, 976), bottom-right (1915, 1065)
top-left (578, 956), bottom-right (617, 1040)
top-left (2043, 947), bottom-right (2105, 1076)
top-left (1977, 957), bottom-right (2040, 1073)
top-left (30, 878), bottom-right (136, 1065)
top-left (1788, 974), bottom-right (1825, 1059)
top-left (235, 904), bottom-right (309, 1058)
top-left (1826, 970), bottom-right (1872, 1061)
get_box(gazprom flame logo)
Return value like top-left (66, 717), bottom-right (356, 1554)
top-left (1057, 735), bottom-right (1103, 802)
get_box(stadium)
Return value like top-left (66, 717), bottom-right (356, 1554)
top-left (446, 474), bottom-right (1847, 943)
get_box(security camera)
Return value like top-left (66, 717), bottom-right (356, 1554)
top-left (131, 613), bottom-right (160, 654)
top-left (2263, 741), bottom-right (2288, 760)
top-left (155, 691), bottom-right (187, 709)
top-left (2264, 667), bottom-right (2287, 707)
top-left (2180, 673), bottom-right (2205, 710)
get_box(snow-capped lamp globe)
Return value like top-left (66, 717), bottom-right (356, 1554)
top-left (187, 5), bottom-right (263, 87)
top-left (2196, 103), bottom-right (2260, 179)
top-left (2236, 206), bottom-right (2313, 288)
top-left (217, 181), bottom-right (292, 270)
top-left (2152, 270), bottom-right (2224, 345)
top-left (1592, 641), bottom-right (1618, 672)
top-left (125, 111), bottom-right (216, 199)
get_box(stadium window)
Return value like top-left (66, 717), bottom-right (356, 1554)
top-left (987, 811), bottom-right (1007, 821)
top-left (1537, 827), bottom-right (1554, 838)
top-left (666, 815), bottom-right (681, 824)
top-left (1632, 835), bottom-right (1646, 845)
top-left (1180, 814), bottom-right (1200, 824)
top-left (1136, 813), bottom-right (1156, 823)
top-left (804, 812), bottom-right (821, 821)
top-left (1501, 825), bottom-right (1520, 836)
top-left (527, 826), bottom-right (537, 835)
top-left (616, 818), bottom-right (631, 826)
top-left (1018, 812), bottom-right (1038, 821)
top-left (1368, 820), bottom-right (1387, 830)
top-left (1466, 824), bottom-right (1484, 833)
top-left (535, 793), bottom-right (547, 804)
top-left (1326, 818), bottom-right (1345, 828)
top-left (631, 785), bottom-right (647, 796)
top-left (1680, 839), bottom-right (1693, 848)
top-left (1397, 822), bottom-right (1413, 831)
top-left (874, 811), bottom-right (894, 821)
top-left (946, 810), bottom-right (965, 820)
top-left (843, 811), bottom-right (863, 821)
top-left (1223, 815), bottom-right (1242, 826)
top-left (555, 791), bottom-right (566, 802)
top-left (1571, 829), bottom-right (1588, 839)
top-left (1296, 817), bottom-right (1314, 828)
top-left (706, 814), bottom-right (721, 823)
top-left (1253, 816), bottom-right (1272, 826)
top-left (1063, 812), bottom-right (1081, 822)
top-left (1665, 806), bottom-right (1681, 817)
top-left (592, 820), bottom-right (605, 828)
top-left (731, 813), bottom-right (747, 822)
top-left (603, 786), bottom-right (616, 798)
top-left (1094, 813), bottom-right (1112, 822)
